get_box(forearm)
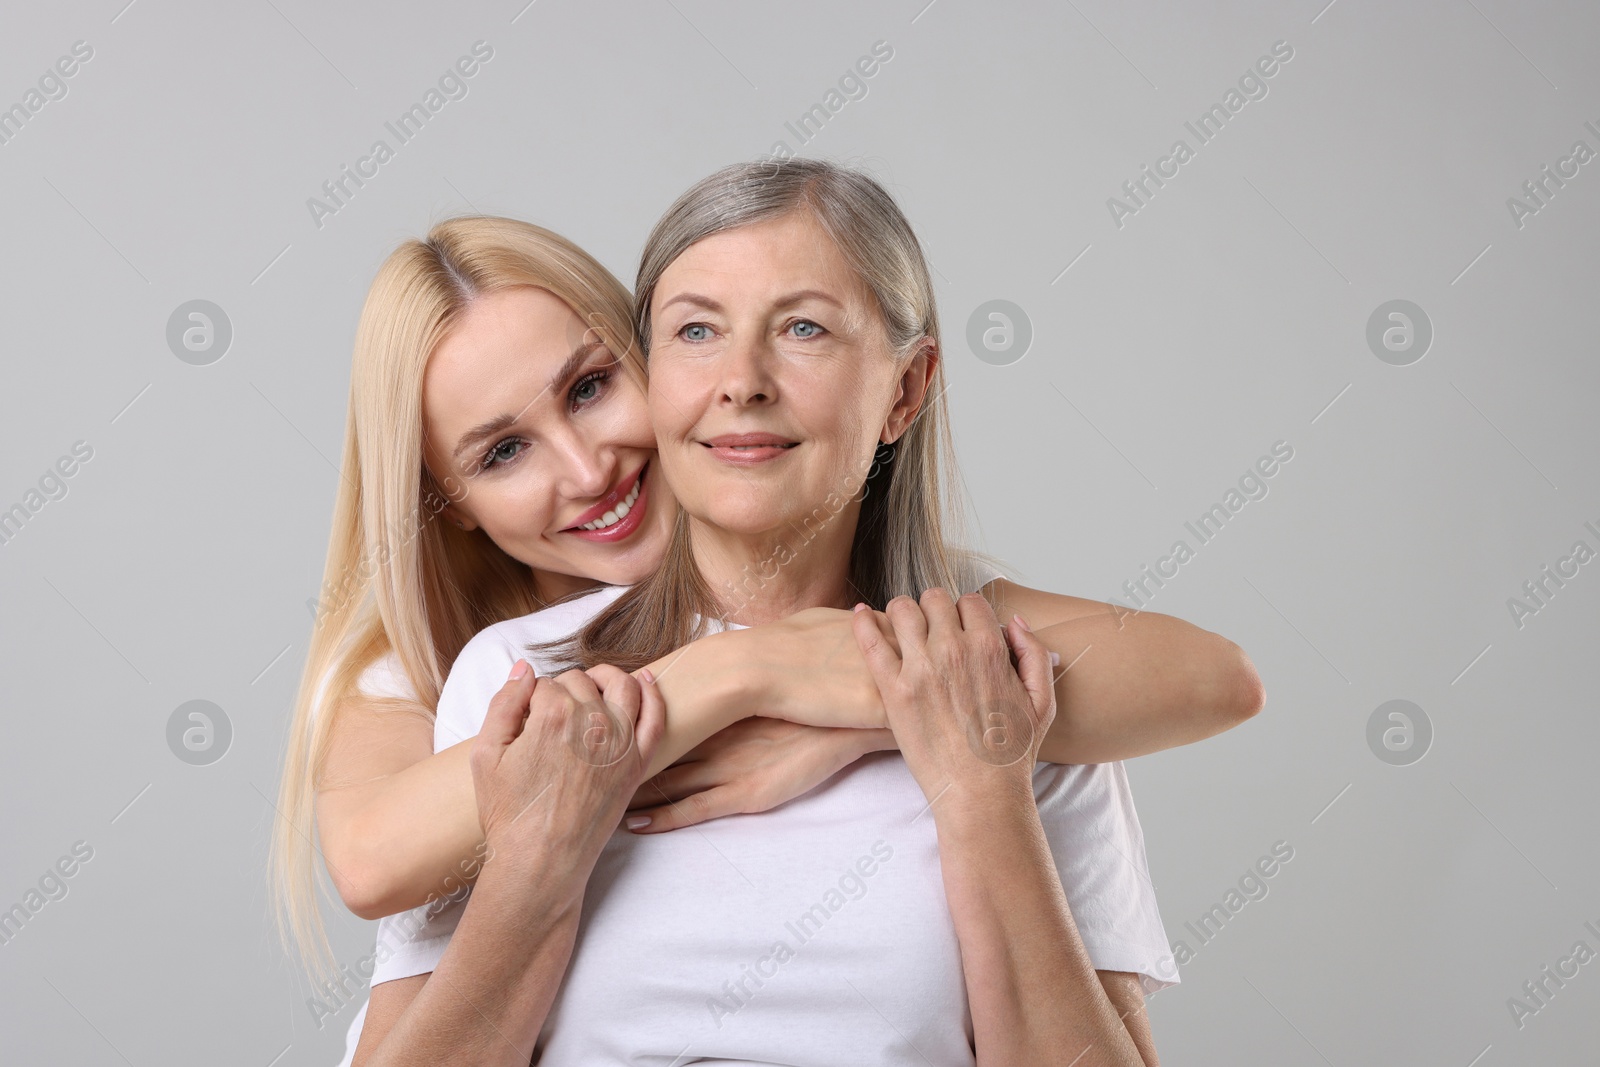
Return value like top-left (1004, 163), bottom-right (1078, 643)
top-left (640, 630), bottom-right (748, 778)
top-left (360, 857), bottom-right (584, 1067)
top-left (327, 635), bottom-right (746, 918)
top-left (1032, 611), bottom-right (1262, 764)
top-left (321, 741), bottom-right (484, 919)
top-left (935, 791), bottom-right (1146, 1066)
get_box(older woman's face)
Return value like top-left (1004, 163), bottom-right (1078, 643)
top-left (646, 210), bottom-right (928, 541)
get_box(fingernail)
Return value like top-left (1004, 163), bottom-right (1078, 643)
top-left (1049, 651), bottom-right (1061, 668)
top-left (509, 659), bottom-right (530, 680)
top-left (626, 816), bottom-right (651, 830)
top-left (1014, 614), bottom-right (1032, 633)
top-left (639, 667), bottom-right (655, 685)
top-left (853, 602), bottom-right (868, 613)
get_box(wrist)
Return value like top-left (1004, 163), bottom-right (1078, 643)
top-left (706, 627), bottom-right (766, 726)
top-left (853, 727), bottom-right (898, 758)
top-left (653, 628), bottom-right (752, 733)
top-left (476, 843), bottom-right (587, 921)
top-left (931, 774), bottom-right (1041, 838)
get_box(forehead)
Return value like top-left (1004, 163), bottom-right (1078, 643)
top-left (655, 210), bottom-right (865, 303)
top-left (425, 286), bottom-right (584, 419)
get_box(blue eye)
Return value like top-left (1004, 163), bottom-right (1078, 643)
top-left (570, 369), bottom-right (609, 409)
top-left (790, 320), bottom-right (823, 338)
top-left (481, 439), bottom-right (524, 470)
top-left (681, 323), bottom-right (711, 342)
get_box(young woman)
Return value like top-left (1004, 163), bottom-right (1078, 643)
top-left (345, 159), bottom-right (1245, 1064)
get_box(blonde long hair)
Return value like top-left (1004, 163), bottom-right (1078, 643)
top-left (271, 215), bottom-right (639, 974)
top-left (558, 158), bottom-right (979, 672)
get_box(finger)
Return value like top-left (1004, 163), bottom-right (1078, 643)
top-left (632, 667), bottom-right (668, 769)
top-left (955, 590), bottom-right (1001, 634)
top-left (852, 602), bottom-right (903, 682)
top-left (918, 586), bottom-right (961, 645)
top-left (624, 785), bottom-right (740, 834)
top-left (882, 594), bottom-right (929, 653)
top-left (631, 760), bottom-right (720, 808)
top-left (1006, 616), bottom-right (1058, 724)
top-left (478, 660), bottom-right (537, 752)
top-left (551, 667), bottom-right (602, 708)
top-left (588, 663), bottom-right (641, 723)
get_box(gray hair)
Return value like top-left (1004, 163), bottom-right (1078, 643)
top-left (635, 158), bottom-right (940, 363)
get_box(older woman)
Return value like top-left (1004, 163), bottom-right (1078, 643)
top-left (350, 160), bottom-right (1243, 1065)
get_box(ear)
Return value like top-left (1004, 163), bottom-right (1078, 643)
top-left (880, 338), bottom-right (938, 444)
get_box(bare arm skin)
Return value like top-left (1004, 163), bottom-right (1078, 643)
top-left (854, 589), bottom-right (1162, 1065)
top-left (318, 630), bottom-right (750, 919)
top-left (320, 581), bottom-right (1262, 919)
top-left (352, 662), bottom-right (664, 1067)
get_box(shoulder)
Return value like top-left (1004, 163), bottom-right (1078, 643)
top-left (953, 551), bottom-right (1010, 596)
top-left (474, 585), bottom-right (630, 670)
top-left (433, 585), bottom-right (630, 748)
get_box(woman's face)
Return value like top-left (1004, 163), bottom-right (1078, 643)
top-left (421, 286), bottom-right (674, 592)
top-left (646, 210), bottom-right (930, 541)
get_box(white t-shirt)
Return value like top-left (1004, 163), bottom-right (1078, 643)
top-left (339, 575), bottom-right (1179, 1065)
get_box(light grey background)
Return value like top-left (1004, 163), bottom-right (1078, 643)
top-left (1, 1), bottom-right (1595, 1064)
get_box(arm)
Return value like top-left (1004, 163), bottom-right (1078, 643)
top-left (353, 858), bottom-right (582, 1067)
top-left (317, 630), bottom-right (750, 918)
top-left (322, 582), bottom-right (1261, 917)
top-left (853, 589), bottom-right (1159, 1065)
top-left (984, 578), bottom-right (1265, 764)
top-left (936, 792), bottom-right (1157, 1065)
top-left (354, 663), bottom-right (665, 1066)
top-left (738, 583), bottom-right (1262, 767)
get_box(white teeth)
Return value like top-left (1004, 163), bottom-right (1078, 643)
top-left (578, 476), bottom-right (642, 531)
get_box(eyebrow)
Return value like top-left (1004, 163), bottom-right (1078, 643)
top-left (450, 339), bottom-right (608, 463)
top-left (656, 288), bottom-right (846, 317)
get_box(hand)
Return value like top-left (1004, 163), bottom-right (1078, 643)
top-left (746, 607), bottom-right (897, 729)
top-left (623, 718), bottom-right (895, 832)
top-left (850, 588), bottom-right (1056, 810)
top-left (471, 661), bottom-right (666, 891)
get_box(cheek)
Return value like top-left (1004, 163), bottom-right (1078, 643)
top-left (476, 478), bottom-right (556, 544)
top-left (607, 377), bottom-right (656, 448)
top-left (647, 381), bottom-right (696, 443)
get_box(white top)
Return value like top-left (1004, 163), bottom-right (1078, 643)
top-left (338, 574), bottom-right (1178, 1066)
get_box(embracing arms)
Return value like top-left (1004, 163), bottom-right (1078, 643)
top-left (319, 581), bottom-right (1261, 919)
top-left (352, 664), bottom-right (665, 1066)
top-left (317, 631), bottom-right (748, 918)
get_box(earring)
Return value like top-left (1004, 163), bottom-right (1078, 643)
top-left (454, 518), bottom-right (466, 530)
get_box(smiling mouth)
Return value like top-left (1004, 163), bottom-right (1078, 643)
top-left (575, 477), bottom-right (642, 531)
top-left (700, 433), bottom-right (799, 464)
top-left (563, 463), bottom-right (647, 533)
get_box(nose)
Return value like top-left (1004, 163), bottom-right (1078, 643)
top-left (718, 330), bottom-right (778, 407)
top-left (547, 423), bottom-right (614, 502)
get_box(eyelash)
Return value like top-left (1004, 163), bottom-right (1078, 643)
top-left (476, 366), bottom-right (614, 472)
top-left (677, 319), bottom-right (826, 341)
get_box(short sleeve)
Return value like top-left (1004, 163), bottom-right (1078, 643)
top-left (355, 653), bottom-right (415, 701)
top-left (308, 650), bottom-right (417, 727)
top-left (955, 551), bottom-right (1009, 595)
top-left (431, 624), bottom-right (524, 752)
top-left (367, 893), bottom-right (464, 986)
top-left (1034, 762), bottom-right (1180, 995)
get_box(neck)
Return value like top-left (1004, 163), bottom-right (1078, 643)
top-left (691, 502), bottom-right (864, 626)
top-left (531, 568), bottom-right (599, 607)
